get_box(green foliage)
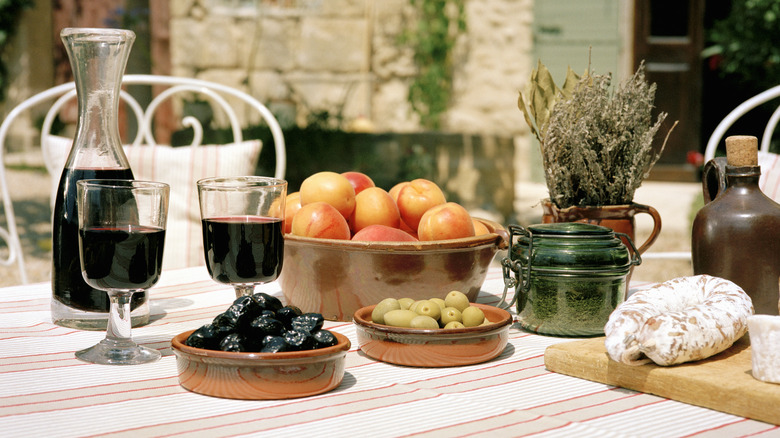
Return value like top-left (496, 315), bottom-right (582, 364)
top-left (518, 61), bottom-right (676, 208)
top-left (0, 0), bottom-right (34, 102)
top-left (404, 0), bottom-right (466, 130)
top-left (704, 0), bottom-right (780, 91)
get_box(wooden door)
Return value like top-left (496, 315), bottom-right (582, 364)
top-left (633, 0), bottom-right (704, 181)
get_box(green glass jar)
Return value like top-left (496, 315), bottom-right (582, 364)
top-left (501, 223), bottom-right (641, 337)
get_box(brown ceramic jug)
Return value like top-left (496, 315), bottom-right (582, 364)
top-left (693, 135), bottom-right (780, 315)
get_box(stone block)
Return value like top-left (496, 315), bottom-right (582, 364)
top-left (298, 18), bottom-right (368, 72)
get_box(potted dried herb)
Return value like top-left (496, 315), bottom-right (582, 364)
top-left (517, 61), bottom-right (677, 255)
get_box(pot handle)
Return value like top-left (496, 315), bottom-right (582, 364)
top-left (631, 203), bottom-right (662, 255)
top-left (701, 157), bottom-right (728, 204)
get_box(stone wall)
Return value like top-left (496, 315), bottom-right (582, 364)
top-left (168, 0), bottom-right (533, 137)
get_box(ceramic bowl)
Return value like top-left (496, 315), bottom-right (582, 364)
top-left (352, 303), bottom-right (512, 367)
top-left (171, 330), bottom-right (351, 400)
top-left (280, 219), bottom-right (508, 321)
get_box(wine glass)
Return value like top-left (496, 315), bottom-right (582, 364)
top-left (75, 179), bottom-right (169, 365)
top-left (197, 176), bottom-right (287, 298)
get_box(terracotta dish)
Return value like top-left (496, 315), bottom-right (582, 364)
top-left (171, 330), bottom-right (350, 400)
top-left (280, 219), bottom-right (508, 321)
top-left (352, 303), bottom-right (512, 367)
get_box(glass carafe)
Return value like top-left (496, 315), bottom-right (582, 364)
top-left (51, 28), bottom-right (142, 330)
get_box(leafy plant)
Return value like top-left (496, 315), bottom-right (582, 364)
top-left (703, 0), bottom-right (780, 92)
top-left (403, 0), bottom-right (466, 130)
top-left (0, 0), bottom-right (34, 102)
top-left (518, 61), bottom-right (676, 208)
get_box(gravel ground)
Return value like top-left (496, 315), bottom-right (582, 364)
top-left (2, 159), bottom-right (697, 288)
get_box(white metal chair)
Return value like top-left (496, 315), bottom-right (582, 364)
top-left (0, 74), bottom-right (286, 282)
top-left (704, 84), bottom-right (780, 162)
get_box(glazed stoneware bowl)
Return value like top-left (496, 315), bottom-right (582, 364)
top-left (280, 219), bottom-right (508, 321)
top-left (352, 303), bottom-right (512, 367)
top-left (171, 330), bottom-right (351, 400)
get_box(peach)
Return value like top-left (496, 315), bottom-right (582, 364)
top-left (291, 201), bottom-right (351, 240)
top-left (299, 171), bottom-right (356, 219)
top-left (472, 218), bottom-right (490, 236)
top-left (396, 178), bottom-right (446, 231)
top-left (342, 171), bottom-right (375, 195)
top-left (349, 187), bottom-right (400, 233)
top-left (352, 224), bottom-right (419, 242)
top-left (283, 192), bottom-right (302, 234)
top-left (417, 202), bottom-right (476, 241)
top-left (388, 181), bottom-right (409, 202)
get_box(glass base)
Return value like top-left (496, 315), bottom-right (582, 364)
top-left (75, 338), bottom-right (161, 365)
top-left (51, 298), bottom-right (150, 331)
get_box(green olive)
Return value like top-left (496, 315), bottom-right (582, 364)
top-left (413, 299), bottom-right (441, 320)
top-left (382, 309), bottom-right (418, 327)
top-left (410, 315), bottom-right (439, 329)
top-left (443, 320), bottom-right (466, 329)
top-left (439, 306), bottom-right (462, 326)
top-left (398, 297), bottom-right (415, 310)
top-left (444, 290), bottom-right (470, 312)
top-left (408, 300), bottom-right (424, 313)
top-left (371, 298), bottom-right (401, 324)
top-left (429, 297), bottom-right (446, 310)
top-left (462, 305), bottom-right (485, 327)
top-left (480, 317), bottom-right (492, 326)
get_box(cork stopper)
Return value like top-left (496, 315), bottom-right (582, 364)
top-left (725, 135), bottom-right (758, 166)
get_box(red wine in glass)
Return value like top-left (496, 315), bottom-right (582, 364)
top-left (202, 216), bottom-right (284, 285)
top-left (79, 225), bottom-right (166, 290)
top-left (52, 167), bottom-right (148, 312)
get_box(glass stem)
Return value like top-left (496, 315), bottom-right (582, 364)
top-left (106, 290), bottom-right (134, 343)
top-left (234, 285), bottom-right (255, 298)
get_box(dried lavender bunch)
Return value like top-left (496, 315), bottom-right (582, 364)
top-left (541, 63), bottom-right (674, 208)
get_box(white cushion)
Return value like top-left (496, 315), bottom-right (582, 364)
top-left (759, 151), bottom-right (780, 202)
top-left (46, 136), bottom-right (262, 269)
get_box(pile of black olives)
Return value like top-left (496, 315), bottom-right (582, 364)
top-left (185, 293), bottom-right (338, 353)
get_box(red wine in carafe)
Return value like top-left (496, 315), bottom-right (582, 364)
top-left (79, 225), bottom-right (165, 290)
top-left (52, 167), bottom-right (146, 312)
top-left (202, 216), bottom-right (284, 285)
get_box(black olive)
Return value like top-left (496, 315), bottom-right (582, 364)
top-left (252, 292), bottom-right (283, 312)
top-left (291, 313), bottom-right (325, 334)
top-left (247, 315), bottom-right (285, 339)
top-left (283, 329), bottom-right (317, 350)
top-left (211, 312), bottom-right (240, 338)
top-left (219, 333), bottom-right (246, 352)
top-left (312, 329), bottom-right (338, 348)
top-left (276, 306), bottom-right (303, 329)
top-left (261, 336), bottom-right (289, 353)
top-left (258, 309), bottom-right (276, 319)
top-left (185, 324), bottom-right (220, 350)
top-left (226, 295), bottom-right (262, 329)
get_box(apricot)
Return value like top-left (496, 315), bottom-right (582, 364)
top-left (417, 202), bottom-right (476, 241)
top-left (395, 178), bottom-right (446, 231)
top-left (472, 218), bottom-right (490, 236)
top-left (349, 187), bottom-right (401, 232)
top-left (291, 201), bottom-right (351, 240)
top-left (351, 224), bottom-right (418, 242)
top-left (341, 171), bottom-right (375, 195)
top-left (283, 192), bottom-right (302, 234)
top-left (299, 171), bottom-right (356, 219)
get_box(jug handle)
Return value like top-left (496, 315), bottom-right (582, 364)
top-left (701, 157), bottom-right (728, 204)
top-left (631, 203), bottom-right (662, 255)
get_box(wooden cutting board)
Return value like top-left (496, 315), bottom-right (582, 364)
top-left (544, 336), bottom-right (780, 425)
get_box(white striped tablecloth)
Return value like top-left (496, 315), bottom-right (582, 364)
top-left (1, 266), bottom-right (778, 437)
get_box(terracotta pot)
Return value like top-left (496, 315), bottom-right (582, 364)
top-left (540, 199), bottom-right (662, 256)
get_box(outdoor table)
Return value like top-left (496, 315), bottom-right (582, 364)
top-left (2, 265), bottom-right (778, 437)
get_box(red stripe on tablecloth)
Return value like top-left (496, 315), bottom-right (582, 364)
top-left (548, 388), bottom-right (641, 415)
top-left (83, 383), bottom-right (424, 437)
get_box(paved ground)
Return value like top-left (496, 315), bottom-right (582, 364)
top-left (1, 150), bottom-right (700, 287)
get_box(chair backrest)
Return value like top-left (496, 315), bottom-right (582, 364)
top-left (704, 84), bottom-right (780, 163)
top-left (0, 74), bottom-right (287, 282)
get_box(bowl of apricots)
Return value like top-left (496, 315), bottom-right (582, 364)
top-left (278, 171), bottom-right (508, 321)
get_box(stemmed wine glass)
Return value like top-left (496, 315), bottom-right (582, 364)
top-left (75, 179), bottom-right (169, 365)
top-left (197, 176), bottom-right (287, 298)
